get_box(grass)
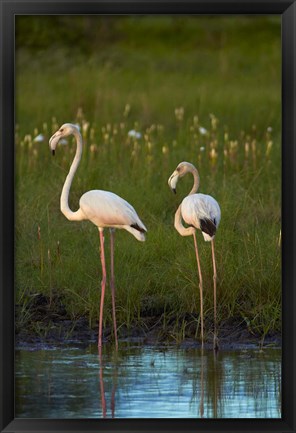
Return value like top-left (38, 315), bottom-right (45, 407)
top-left (15, 16), bottom-right (281, 342)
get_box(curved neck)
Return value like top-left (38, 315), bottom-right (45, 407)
top-left (188, 166), bottom-right (200, 195)
top-left (174, 205), bottom-right (195, 236)
top-left (60, 129), bottom-right (83, 220)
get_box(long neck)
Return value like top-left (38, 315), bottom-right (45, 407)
top-left (174, 205), bottom-right (195, 236)
top-left (60, 130), bottom-right (83, 220)
top-left (188, 166), bottom-right (200, 195)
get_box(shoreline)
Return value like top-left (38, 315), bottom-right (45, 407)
top-left (15, 314), bottom-right (281, 351)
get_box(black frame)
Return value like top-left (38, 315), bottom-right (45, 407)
top-left (0, 1), bottom-right (295, 432)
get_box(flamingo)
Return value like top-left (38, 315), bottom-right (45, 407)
top-left (49, 123), bottom-right (147, 351)
top-left (168, 161), bottom-right (221, 349)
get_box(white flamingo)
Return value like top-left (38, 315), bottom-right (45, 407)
top-left (49, 123), bottom-right (147, 351)
top-left (168, 161), bottom-right (221, 349)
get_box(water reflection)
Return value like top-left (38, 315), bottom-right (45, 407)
top-left (98, 350), bottom-right (118, 418)
top-left (15, 344), bottom-right (281, 418)
top-left (199, 349), bottom-right (205, 417)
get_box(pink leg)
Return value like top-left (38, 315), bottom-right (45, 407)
top-left (98, 228), bottom-right (107, 350)
top-left (211, 239), bottom-right (219, 351)
top-left (193, 232), bottom-right (204, 347)
top-left (110, 229), bottom-right (118, 350)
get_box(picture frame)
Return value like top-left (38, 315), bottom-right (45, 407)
top-left (1, 0), bottom-right (295, 432)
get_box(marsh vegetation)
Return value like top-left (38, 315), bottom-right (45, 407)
top-left (15, 16), bottom-right (281, 344)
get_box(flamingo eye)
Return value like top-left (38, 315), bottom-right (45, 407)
top-left (60, 128), bottom-right (64, 133)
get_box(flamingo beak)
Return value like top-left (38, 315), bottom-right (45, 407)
top-left (168, 171), bottom-right (179, 194)
top-left (49, 131), bottom-right (62, 155)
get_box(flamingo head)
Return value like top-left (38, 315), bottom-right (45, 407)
top-left (168, 161), bottom-right (195, 193)
top-left (49, 123), bottom-right (80, 156)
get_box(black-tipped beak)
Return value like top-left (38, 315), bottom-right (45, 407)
top-left (168, 171), bottom-right (179, 194)
top-left (52, 149), bottom-right (55, 156)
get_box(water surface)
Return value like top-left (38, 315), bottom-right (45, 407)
top-left (15, 344), bottom-right (281, 418)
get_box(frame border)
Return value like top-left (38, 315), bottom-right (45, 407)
top-left (1, 1), bottom-right (295, 432)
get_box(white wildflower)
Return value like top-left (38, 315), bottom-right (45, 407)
top-left (33, 134), bottom-right (45, 143)
top-left (199, 126), bottom-right (207, 135)
top-left (128, 130), bottom-right (142, 139)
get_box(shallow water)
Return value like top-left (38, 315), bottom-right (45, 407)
top-left (15, 344), bottom-right (281, 418)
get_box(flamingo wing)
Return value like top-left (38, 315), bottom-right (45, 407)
top-left (79, 190), bottom-right (147, 232)
top-left (181, 193), bottom-right (221, 240)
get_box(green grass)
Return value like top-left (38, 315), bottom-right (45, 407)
top-left (15, 15), bottom-right (281, 341)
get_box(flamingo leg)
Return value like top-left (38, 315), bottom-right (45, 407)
top-left (98, 228), bottom-right (107, 351)
top-left (193, 232), bottom-right (204, 347)
top-left (110, 229), bottom-right (118, 351)
top-left (211, 239), bottom-right (219, 351)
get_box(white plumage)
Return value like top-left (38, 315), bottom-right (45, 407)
top-left (79, 190), bottom-right (146, 242)
top-left (181, 193), bottom-right (221, 241)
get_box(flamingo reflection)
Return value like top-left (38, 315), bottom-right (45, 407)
top-left (98, 350), bottom-right (118, 418)
top-left (199, 348), bottom-right (205, 418)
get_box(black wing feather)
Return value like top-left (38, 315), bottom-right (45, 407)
top-left (131, 223), bottom-right (146, 233)
top-left (199, 218), bottom-right (216, 237)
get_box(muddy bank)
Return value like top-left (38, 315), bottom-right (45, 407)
top-left (15, 294), bottom-right (281, 350)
